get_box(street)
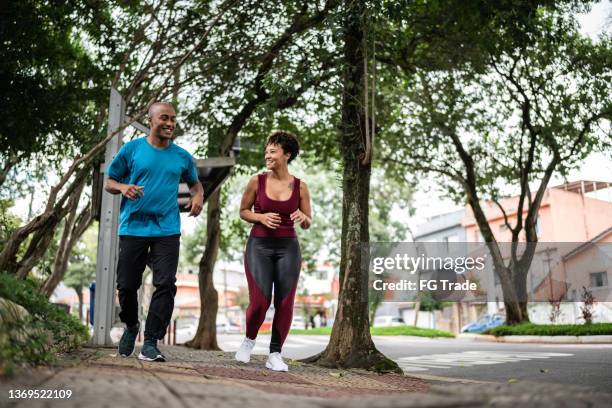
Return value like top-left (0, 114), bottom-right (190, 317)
top-left (218, 334), bottom-right (612, 393)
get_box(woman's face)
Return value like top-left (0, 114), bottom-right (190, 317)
top-left (265, 143), bottom-right (290, 169)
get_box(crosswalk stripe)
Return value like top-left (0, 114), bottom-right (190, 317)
top-left (395, 351), bottom-right (574, 372)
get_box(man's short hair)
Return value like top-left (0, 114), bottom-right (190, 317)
top-left (148, 102), bottom-right (176, 118)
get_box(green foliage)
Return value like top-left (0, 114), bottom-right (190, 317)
top-left (418, 291), bottom-right (450, 312)
top-left (0, 199), bottom-right (21, 254)
top-left (484, 323), bottom-right (612, 336)
top-left (0, 273), bottom-right (89, 376)
top-left (384, 10), bottom-right (610, 204)
top-left (0, 0), bottom-right (114, 159)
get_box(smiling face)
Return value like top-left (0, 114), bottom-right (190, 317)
top-left (265, 143), bottom-right (290, 170)
top-left (148, 103), bottom-right (177, 140)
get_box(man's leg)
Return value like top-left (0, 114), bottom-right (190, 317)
top-left (116, 236), bottom-right (149, 327)
top-left (116, 236), bottom-right (149, 357)
top-left (144, 234), bottom-right (180, 340)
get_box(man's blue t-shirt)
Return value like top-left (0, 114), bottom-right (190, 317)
top-left (106, 137), bottom-right (198, 237)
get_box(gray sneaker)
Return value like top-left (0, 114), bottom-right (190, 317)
top-left (118, 322), bottom-right (139, 357)
top-left (138, 338), bottom-right (166, 362)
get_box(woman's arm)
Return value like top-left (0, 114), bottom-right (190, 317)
top-left (240, 175), bottom-right (281, 229)
top-left (291, 181), bottom-right (312, 229)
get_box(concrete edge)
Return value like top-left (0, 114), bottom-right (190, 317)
top-left (457, 333), bottom-right (612, 344)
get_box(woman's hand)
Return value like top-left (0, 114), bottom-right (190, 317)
top-left (259, 212), bottom-right (281, 229)
top-left (290, 209), bottom-right (310, 228)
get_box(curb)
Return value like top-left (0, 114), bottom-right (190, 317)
top-left (458, 333), bottom-right (612, 344)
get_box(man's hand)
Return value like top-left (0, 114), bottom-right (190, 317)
top-left (120, 184), bottom-right (144, 200)
top-left (185, 193), bottom-right (203, 217)
top-left (259, 213), bottom-right (281, 229)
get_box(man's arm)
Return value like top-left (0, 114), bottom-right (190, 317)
top-left (185, 181), bottom-right (204, 217)
top-left (105, 178), bottom-right (144, 200)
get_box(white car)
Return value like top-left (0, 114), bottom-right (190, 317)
top-left (174, 318), bottom-right (198, 344)
top-left (373, 315), bottom-right (405, 327)
top-left (216, 321), bottom-right (241, 334)
top-left (291, 315), bottom-right (306, 329)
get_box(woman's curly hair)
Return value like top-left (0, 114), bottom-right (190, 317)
top-left (266, 130), bottom-right (300, 163)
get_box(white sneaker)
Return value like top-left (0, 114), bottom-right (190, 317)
top-left (235, 337), bottom-right (256, 363)
top-left (265, 352), bottom-right (288, 372)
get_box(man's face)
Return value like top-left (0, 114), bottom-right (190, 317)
top-left (149, 105), bottom-right (177, 139)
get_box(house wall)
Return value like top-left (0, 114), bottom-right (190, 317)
top-left (463, 188), bottom-right (612, 242)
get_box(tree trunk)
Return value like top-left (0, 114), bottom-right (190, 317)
top-left (15, 179), bottom-right (85, 279)
top-left (303, 0), bottom-right (399, 373)
top-left (185, 189), bottom-right (221, 350)
top-left (2, 173), bottom-right (86, 277)
top-left (76, 284), bottom-right (84, 321)
top-left (0, 153), bottom-right (20, 188)
top-left (41, 203), bottom-right (94, 297)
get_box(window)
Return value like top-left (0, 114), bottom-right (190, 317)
top-left (535, 216), bottom-right (543, 237)
top-left (590, 272), bottom-right (608, 288)
top-left (443, 234), bottom-right (459, 251)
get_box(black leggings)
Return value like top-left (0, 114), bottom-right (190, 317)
top-left (244, 236), bottom-right (301, 353)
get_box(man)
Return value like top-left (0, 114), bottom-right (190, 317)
top-left (105, 102), bottom-right (203, 362)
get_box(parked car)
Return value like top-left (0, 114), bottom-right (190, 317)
top-left (291, 315), bottom-right (306, 330)
top-left (461, 314), bottom-right (505, 333)
top-left (216, 321), bottom-right (241, 334)
top-left (373, 315), bottom-right (406, 327)
top-left (175, 318), bottom-right (198, 344)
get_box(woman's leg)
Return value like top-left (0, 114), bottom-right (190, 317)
top-left (244, 237), bottom-right (274, 340)
top-left (270, 238), bottom-right (301, 353)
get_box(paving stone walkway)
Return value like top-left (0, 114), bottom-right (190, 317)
top-left (1, 345), bottom-right (610, 408)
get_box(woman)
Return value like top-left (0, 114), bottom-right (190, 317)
top-left (235, 130), bottom-right (312, 372)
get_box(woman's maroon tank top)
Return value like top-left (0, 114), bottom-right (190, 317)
top-left (250, 172), bottom-right (301, 238)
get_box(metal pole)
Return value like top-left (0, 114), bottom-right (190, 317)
top-left (91, 87), bottom-right (124, 346)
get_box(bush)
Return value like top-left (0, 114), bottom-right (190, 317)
top-left (484, 323), bottom-right (612, 337)
top-left (0, 273), bottom-right (89, 376)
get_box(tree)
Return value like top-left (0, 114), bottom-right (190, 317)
top-left (0, 0), bottom-right (112, 164)
top-left (303, 0), bottom-right (400, 372)
top-left (0, 0), bottom-right (237, 279)
top-left (383, 11), bottom-right (611, 324)
top-left (183, 0), bottom-right (341, 350)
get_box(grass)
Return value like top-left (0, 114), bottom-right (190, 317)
top-left (282, 325), bottom-right (455, 338)
top-left (483, 323), bottom-right (612, 337)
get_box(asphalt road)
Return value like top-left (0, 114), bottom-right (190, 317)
top-left (218, 333), bottom-right (612, 393)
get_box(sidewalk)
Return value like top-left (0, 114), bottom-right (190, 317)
top-left (1, 344), bottom-right (610, 408)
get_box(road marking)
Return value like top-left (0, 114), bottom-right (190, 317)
top-left (396, 351), bottom-right (573, 372)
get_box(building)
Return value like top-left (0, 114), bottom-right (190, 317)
top-left (413, 209), bottom-right (466, 243)
top-left (463, 181), bottom-right (612, 243)
top-left (462, 180), bottom-right (612, 321)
